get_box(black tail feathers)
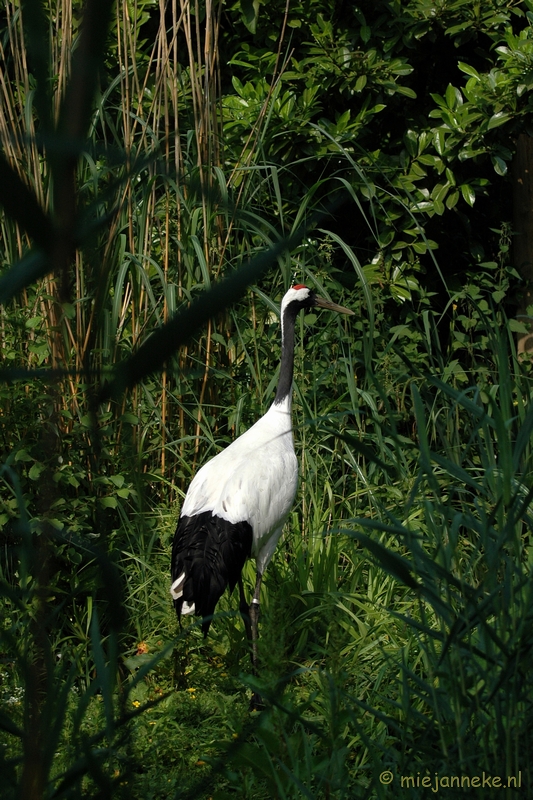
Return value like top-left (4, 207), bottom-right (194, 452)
top-left (171, 511), bottom-right (253, 635)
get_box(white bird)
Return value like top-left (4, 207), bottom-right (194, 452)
top-left (170, 284), bottom-right (353, 676)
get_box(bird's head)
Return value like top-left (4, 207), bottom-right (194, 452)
top-left (281, 284), bottom-right (354, 317)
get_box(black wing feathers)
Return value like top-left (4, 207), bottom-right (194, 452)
top-left (171, 511), bottom-right (253, 635)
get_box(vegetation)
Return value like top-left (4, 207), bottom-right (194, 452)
top-left (1, 0), bottom-right (533, 797)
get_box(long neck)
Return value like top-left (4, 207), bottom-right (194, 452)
top-left (273, 305), bottom-right (297, 406)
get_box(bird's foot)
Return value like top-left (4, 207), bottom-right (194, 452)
top-left (249, 691), bottom-right (265, 712)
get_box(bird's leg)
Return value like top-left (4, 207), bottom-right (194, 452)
top-left (249, 571), bottom-right (262, 671)
top-left (248, 571), bottom-right (264, 710)
top-left (238, 576), bottom-right (252, 643)
top-left (173, 620), bottom-right (188, 690)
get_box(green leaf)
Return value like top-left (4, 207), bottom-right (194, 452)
top-left (418, 154), bottom-right (438, 166)
top-left (29, 462), bottom-right (45, 480)
top-left (404, 129), bottom-right (418, 157)
top-left (446, 20), bottom-right (473, 36)
top-left (377, 230), bottom-right (394, 247)
top-left (99, 496), bottom-right (118, 509)
top-left (395, 85), bottom-right (417, 99)
top-left (433, 197), bottom-right (445, 215)
top-left (15, 449), bottom-right (33, 462)
top-left (458, 62), bottom-right (480, 79)
top-left (433, 129), bottom-right (446, 157)
top-left (446, 190), bottom-right (459, 209)
top-left (90, 609), bottom-right (115, 739)
top-left (461, 184), bottom-right (475, 206)
top-left (240, 0), bottom-right (260, 33)
top-left (445, 84), bottom-right (462, 110)
top-left (487, 111), bottom-right (511, 130)
top-left (336, 109), bottom-right (351, 131)
top-left (491, 155), bottom-right (508, 175)
top-left (121, 413), bottom-right (139, 424)
top-left (509, 318), bottom-right (529, 333)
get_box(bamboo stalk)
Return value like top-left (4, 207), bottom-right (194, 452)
top-left (0, 0), bottom-right (237, 490)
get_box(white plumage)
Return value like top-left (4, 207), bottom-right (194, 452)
top-left (170, 284), bottom-right (353, 688)
top-left (178, 399), bottom-right (297, 573)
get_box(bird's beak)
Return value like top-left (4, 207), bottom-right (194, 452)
top-left (315, 296), bottom-right (354, 315)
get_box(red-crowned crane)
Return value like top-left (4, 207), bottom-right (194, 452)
top-left (170, 284), bottom-right (353, 685)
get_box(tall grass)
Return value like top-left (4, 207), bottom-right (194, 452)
top-left (207, 309), bottom-right (532, 798)
top-left (0, 0), bottom-right (295, 492)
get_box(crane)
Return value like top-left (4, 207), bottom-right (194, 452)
top-left (170, 284), bottom-right (353, 689)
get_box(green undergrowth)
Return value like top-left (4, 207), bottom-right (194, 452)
top-left (2, 275), bottom-right (533, 797)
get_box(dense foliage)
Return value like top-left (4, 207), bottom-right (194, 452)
top-left (1, 0), bottom-right (533, 797)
